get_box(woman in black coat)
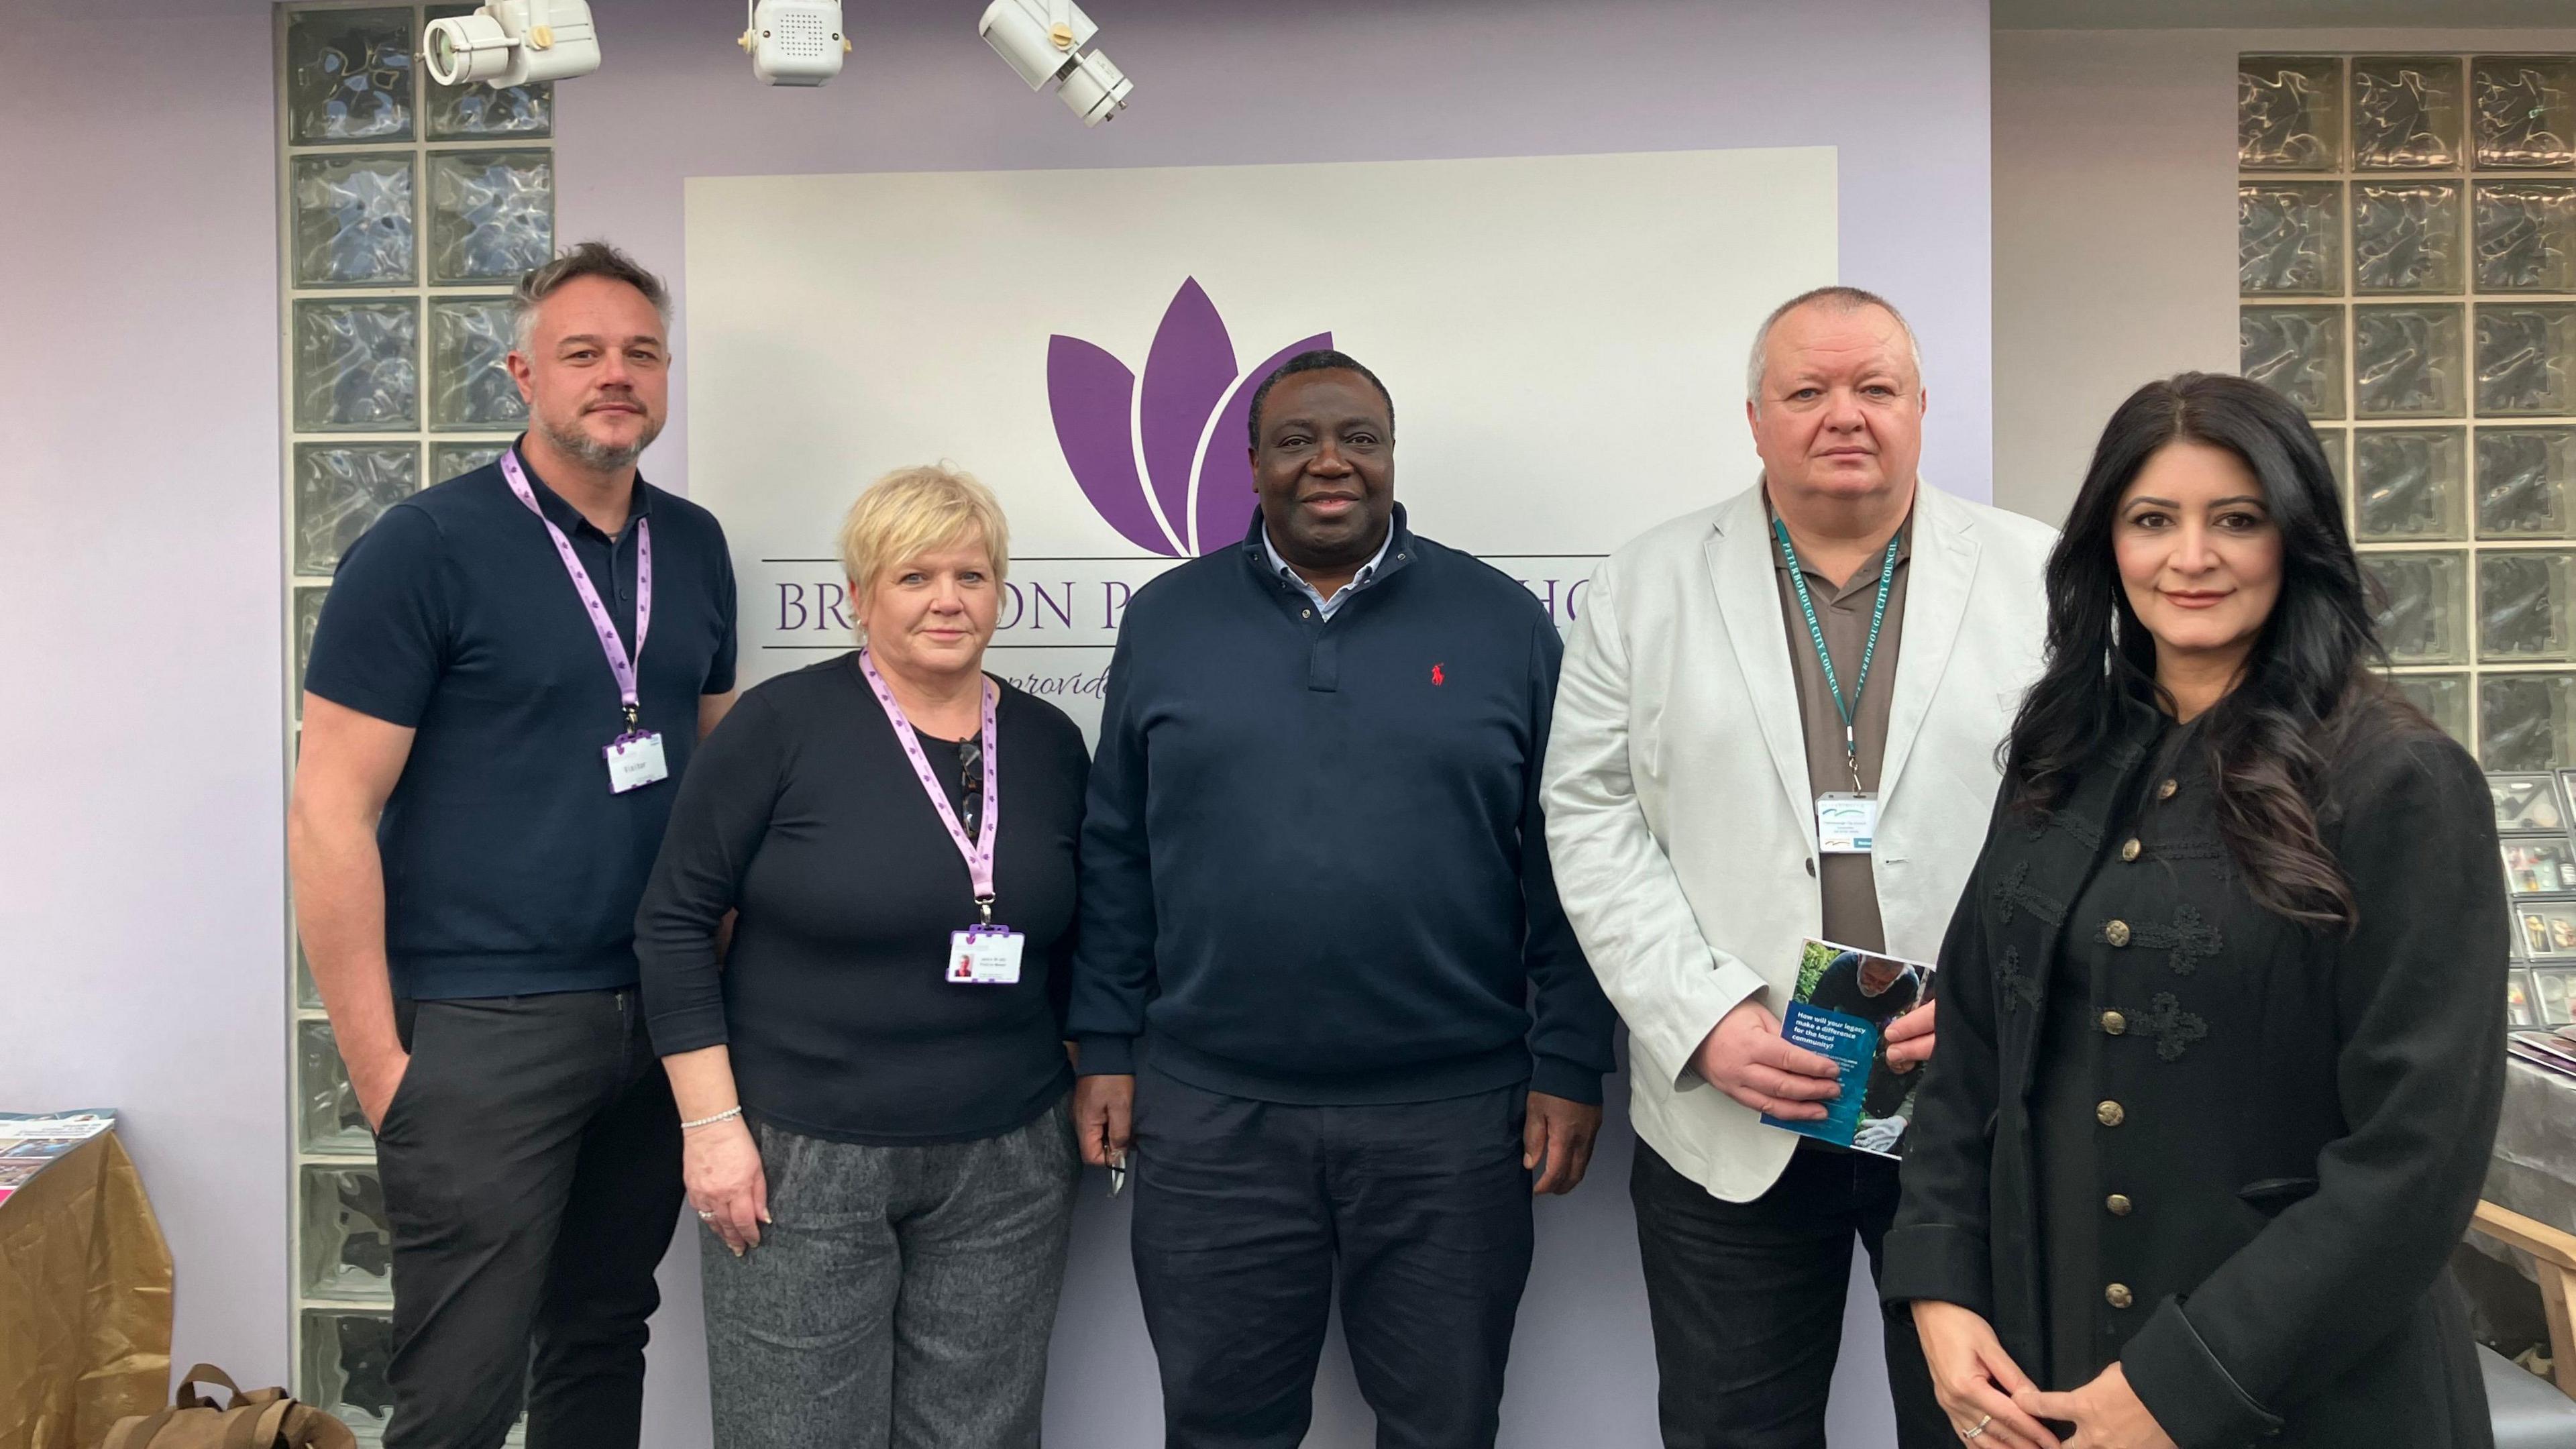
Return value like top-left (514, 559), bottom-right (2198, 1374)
top-left (1883, 373), bottom-right (2508, 1449)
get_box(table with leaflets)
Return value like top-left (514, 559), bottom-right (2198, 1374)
top-left (0, 1110), bottom-right (174, 1449)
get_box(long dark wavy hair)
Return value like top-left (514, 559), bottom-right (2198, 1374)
top-left (2004, 372), bottom-right (2385, 929)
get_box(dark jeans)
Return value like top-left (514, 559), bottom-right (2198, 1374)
top-left (376, 988), bottom-right (683, 1449)
top-left (1631, 1140), bottom-right (1948, 1449)
top-left (1129, 1069), bottom-right (1534, 1449)
top-left (701, 1101), bottom-right (1079, 1449)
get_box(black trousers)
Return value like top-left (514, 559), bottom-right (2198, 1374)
top-left (1129, 1069), bottom-right (1534, 1449)
top-left (376, 987), bottom-right (683, 1449)
top-left (1631, 1140), bottom-right (1949, 1449)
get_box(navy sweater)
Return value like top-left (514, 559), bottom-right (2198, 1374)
top-left (1068, 506), bottom-right (1615, 1105)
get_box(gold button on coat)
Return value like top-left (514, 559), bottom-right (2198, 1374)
top-left (2121, 838), bottom-right (2142, 862)
top-left (2101, 1010), bottom-right (2127, 1035)
top-left (2096, 1099), bottom-right (2126, 1127)
top-left (2104, 919), bottom-right (2133, 947)
top-left (2106, 1193), bottom-right (2133, 1216)
top-left (2158, 778), bottom-right (2178, 800)
top-left (2106, 1283), bottom-right (2134, 1309)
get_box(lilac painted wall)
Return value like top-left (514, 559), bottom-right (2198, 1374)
top-left (0, 2), bottom-right (1992, 1444)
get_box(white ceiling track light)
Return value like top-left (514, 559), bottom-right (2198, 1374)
top-left (741, 0), bottom-right (848, 87)
top-left (423, 0), bottom-right (601, 87)
top-left (978, 0), bottom-right (1132, 125)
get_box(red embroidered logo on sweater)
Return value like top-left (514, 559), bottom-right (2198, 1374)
top-left (1431, 663), bottom-right (1446, 686)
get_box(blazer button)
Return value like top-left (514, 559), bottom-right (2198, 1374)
top-left (2106, 1193), bottom-right (2133, 1216)
top-left (2100, 1010), bottom-right (2127, 1035)
top-left (2120, 838), bottom-right (2141, 862)
top-left (2158, 778), bottom-right (2178, 800)
top-left (2096, 1099), bottom-right (2126, 1127)
top-left (2104, 919), bottom-right (2133, 947)
top-left (2106, 1283), bottom-right (2134, 1309)
top-left (1805, 858), bottom-right (1817, 877)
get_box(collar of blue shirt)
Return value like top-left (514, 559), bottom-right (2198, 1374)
top-left (1256, 512), bottom-right (1397, 619)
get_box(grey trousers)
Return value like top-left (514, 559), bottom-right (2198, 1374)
top-left (702, 1096), bottom-right (1079, 1449)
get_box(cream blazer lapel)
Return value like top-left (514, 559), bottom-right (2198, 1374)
top-left (1879, 482), bottom-right (1980, 808)
top-left (1705, 488), bottom-right (1814, 852)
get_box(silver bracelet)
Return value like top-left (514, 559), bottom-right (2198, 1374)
top-left (680, 1106), bottom-right (743, 1131)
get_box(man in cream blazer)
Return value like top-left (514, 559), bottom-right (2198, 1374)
top-left (1544, 287), bottom-right (2054, 1448)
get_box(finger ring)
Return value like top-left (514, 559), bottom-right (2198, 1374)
top-left (696, 1210), bottom-right (715, 1220)
top-left (1961, 1414), bottom-right (1991, 1440)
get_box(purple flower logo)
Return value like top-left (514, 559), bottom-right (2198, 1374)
top-left (1049, 278), bottom-right (1330, 557)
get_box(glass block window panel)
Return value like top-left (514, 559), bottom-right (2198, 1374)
top-left (294, 585), bottom-right (328, 720)
top-left (431, 441), bottom-right (511, 483)
top-left (2365, 550), bottom-right (2471, 663)
top-left (300, 1165), bottom-right (393, 1302)
top-left (2354, 182), bottom-right (2464, 294)
top-left (294, 443), bottom-right (417, 578)
top-left (2394, 672), bottom-right (2473, 746)
top-left (2473, 56), bottom-right (2576, 170)
top-left (2355, 428), bottom-right (2467, 541)
top-left (2319, 427), bottom-right (2348, 503)
top-left (2481, 551), bottom-right (2576, 661)
top-left (2476, 183), bottom-right (2576, 294)
top-left (2482, 429), bottom-right (2576, 539)
top-left (2241, 182), bottom-right (2341, 295)
top-left (2354, 305), bottom-right (2466, 417)
top-left (2484, 673), bottom-right (2576, 771)
top-left (294, 299), bottom-right (419, 432)
top-left (291, 154), bottom-right (416, 288)
top-left (286, 9), bottom-right (415, 146)
top-left (2478, 303), bottom-right (2576, 418)
top-left (2242, 56), bottom-right (2342, 171)
top-left (297, 1019), bottom-right (374, 1157)
top-left (425, 6), bottom-right (552, 139)
top-left (300, 1311), bottom-right (395, 1446)
top-left (428, 150), bottom-right (553, 285)
top-left (2242, 305), bottom-right (2345, 419)
top-left (2354, 56), bottom-right (2464, 170)
top-left (430, 299), bottom-right (527, 431)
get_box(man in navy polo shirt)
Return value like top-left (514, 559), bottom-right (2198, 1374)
top-left (290, 241), bottom-right (737, 1449)
top-left (1068, 350), bottom-right (1616, 1448)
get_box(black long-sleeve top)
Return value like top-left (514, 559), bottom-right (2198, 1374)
top-left (1882, 690), bottom-right (2506, 1448)
top-left (636, 654), bottom-right (1087, 1144)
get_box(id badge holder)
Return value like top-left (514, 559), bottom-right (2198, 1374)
top-left (1816, 792), bottom-right (1878, 855)
top-left (947, 924), bottom-right (1025, 985)
top-left (604, 731), bottom-right (669, 794)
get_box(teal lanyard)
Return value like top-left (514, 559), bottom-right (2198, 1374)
top-left (1772, 518), bottom-right (1901, 789)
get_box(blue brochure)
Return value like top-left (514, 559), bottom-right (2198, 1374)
top-left (1762, 1003), bottom-right (1876, 1146)
top-left (1758, 938), bottom-right (1938, 1158)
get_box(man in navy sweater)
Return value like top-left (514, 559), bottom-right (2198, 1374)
top-left (1069, 351), bottom-right (1616, 1448)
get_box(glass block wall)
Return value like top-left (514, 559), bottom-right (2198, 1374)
top-left (2241, 53), bottom-right (2576, 766)
top-left (278, 5), bottom-right (553, 1440)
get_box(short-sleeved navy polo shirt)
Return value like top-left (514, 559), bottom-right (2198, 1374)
top-left (305, 444), bottom-right (739, 1000)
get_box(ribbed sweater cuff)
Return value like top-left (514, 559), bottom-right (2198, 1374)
top-left (1073, 1034), bottom-right (1136, 1077)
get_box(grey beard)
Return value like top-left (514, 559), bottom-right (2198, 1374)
top-left (538, 411), bottom-right (662, 473)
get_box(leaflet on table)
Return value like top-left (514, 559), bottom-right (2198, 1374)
top-left (1760, 941), bottom-right (1935, 1159)
top-left (0, 1108), bottom-right (117, 1205)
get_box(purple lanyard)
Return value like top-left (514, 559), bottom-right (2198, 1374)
top-left (859, 649), bottom-right (1000, 920)
top-left (500, 449), bottom-right (652, 729)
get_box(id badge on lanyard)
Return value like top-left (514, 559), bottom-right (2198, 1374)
top-left (501, 449), bottom-right (665, 794)
top-left (1775, 518), bottom-right (1898, 858)
top-left (858, 651), bottom-right (1024, 985)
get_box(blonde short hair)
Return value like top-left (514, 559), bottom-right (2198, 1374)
top-left (838, 464), bottom-right (1011, 637)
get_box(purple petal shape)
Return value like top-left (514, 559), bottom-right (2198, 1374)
top-left (1191, 331), bottom-right (1332, 554)
top-left (1046, 334), bottom-right (1173, 555)
top-left (1139, 279), bottom-right (1238, 554)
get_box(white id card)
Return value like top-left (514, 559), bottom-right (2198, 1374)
top-left (1816, 793), bottom-right (1878, 855)
top-left (604, 731), bottom-right (669, 794)
top-left (947, 925), bottom-right (1025, 985)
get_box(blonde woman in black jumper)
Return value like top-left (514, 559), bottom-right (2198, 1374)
top-left (637, 465), bottom-right (1089, 1449)
top-left (1884, 374), bottom-right (2506, 1449)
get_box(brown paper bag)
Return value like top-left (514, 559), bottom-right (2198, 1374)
top-left (101, 1364), bottom-right (358, 1449)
